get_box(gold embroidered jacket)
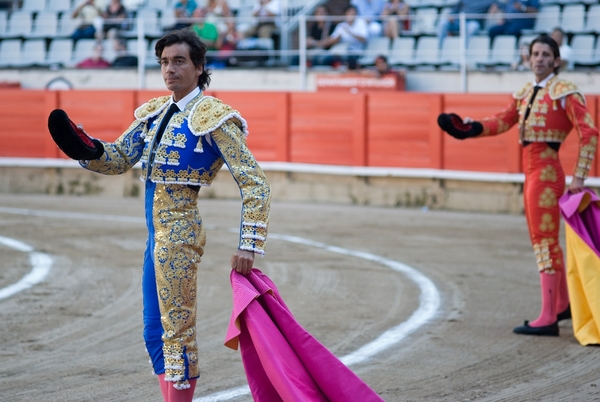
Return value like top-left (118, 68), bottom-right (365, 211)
top-left (479, 75), bottom-right (598, 179)
top-left (82, 93), bottom-right (271, 254)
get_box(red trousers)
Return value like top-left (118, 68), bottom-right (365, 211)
top-left (522, 142), bottom-right (566, 273)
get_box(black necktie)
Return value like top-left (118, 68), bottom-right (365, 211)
top-left (154, 103), bottom-right (180, 145)
top-left (523, 85), bottom-right (541, 123)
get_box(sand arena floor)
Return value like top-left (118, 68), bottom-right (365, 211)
top-left (0, 194), bottom-right (599, 402)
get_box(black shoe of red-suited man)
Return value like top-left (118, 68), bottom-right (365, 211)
top-left (48, 109), bottom-right (104, 160)
top-left (437, 113), bottom-right (483, 140)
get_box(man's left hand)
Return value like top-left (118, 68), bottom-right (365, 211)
top-left (231, 249), bottom-right (255, 275)
top-left (569, 176), bottom-right (585, 193)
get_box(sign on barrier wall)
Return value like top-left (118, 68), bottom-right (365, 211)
top-left (316, 73), bottom-right (405, 92)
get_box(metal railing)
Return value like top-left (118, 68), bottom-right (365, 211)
top-left (0, 8), bottom-right (597, 91)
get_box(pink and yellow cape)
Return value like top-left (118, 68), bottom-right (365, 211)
top-left (560, 189), bottom-right (600, 346)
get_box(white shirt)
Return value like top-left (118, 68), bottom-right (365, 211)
top-left (170, 86), bottom-right (201, 111)
top-left (533, 73), bottom-right (566, 109)
top-left (560, 43), bottom-right (573, 70)
top-left (252, 0), bottom-right (280, 17)
top-left (331, 18), bottom-right (369, 51)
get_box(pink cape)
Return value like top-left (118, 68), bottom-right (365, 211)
top-left (224, 268), bottom-right (385, 402)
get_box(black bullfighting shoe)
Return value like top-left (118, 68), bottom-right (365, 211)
top-left (48, 109), bottom-right (104, 160)
top-left (557, 305), bottom-right (572, 322)
top-left (513, 320), bottom-right (559, 337)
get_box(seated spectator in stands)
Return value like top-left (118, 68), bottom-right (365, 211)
top-left (488, 0), bottom-right (539, 41)
top-left (351, 0), bottom-right (386, 37)
top-left (363, 54), bottom-right (401, 77)
top-left (204, 0), bottom-right (232, 34)
top-left (217, 22), bottom-right (243, 66)
top-left (437, 0), bottom-right (495, 47)
top-left (191, 7), bottom-right (221, 50)
top-left (111, 38), bottom-right (138, 67)
top-left (306, 5), bottom-right (336, 61)
top-left (550, 27), bottom-right (572, 71)
top-left (99, 0), bottom-right (128, 40)
top-left (511, 41), bottom-right (531, 70)
top-left (328, 5), bottom-right (369, 69)
top-left (76, 41), bottom-right (111, 68)
top-left (72, 0), bottom-right (102, 42)
top-left (174, 0), bottom-right (198, 29)
top-left (290, 5), bottom-right (336, 66)
top-left (247, 0), bottom-right (280, 39)
top-left (381, 0), bottom-right (410, 40)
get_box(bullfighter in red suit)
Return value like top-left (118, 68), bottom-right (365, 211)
top-left (438, 35), bottom-right (598, 336)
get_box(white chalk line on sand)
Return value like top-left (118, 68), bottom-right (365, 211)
top-left (0, 206), bottom-right (440, 401)
top-left (0, 235), bottom-right (53, 300)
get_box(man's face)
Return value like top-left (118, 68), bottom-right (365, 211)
top-left (315, 6), bottom-right (327, 20)
top-left (160, 43), bottom-right (202, 101)
top-left (375, 58), bottom-right (388, 73)
top-left (530, 42), bottom-right (559, 82)
top-left (345, 8), bottom-right (356, 23)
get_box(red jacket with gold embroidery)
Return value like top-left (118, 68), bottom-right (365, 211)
top-left (479, 75), bottom-right (598, 179)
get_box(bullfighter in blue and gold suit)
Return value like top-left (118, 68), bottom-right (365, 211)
top-left (48, 29), bottom-right (270, 401)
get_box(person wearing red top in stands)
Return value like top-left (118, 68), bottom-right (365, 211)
top-left (76, 41), bottom-right (111, 68)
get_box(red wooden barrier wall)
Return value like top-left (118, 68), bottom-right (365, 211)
top-left (289, 92), bottom-right (366, 166)
top-left (442, 94), bottom-right (522, 173)
top-left (0, 90), bottom-right (58, 158)
top-left (368, 92), bottom-right (442, 168)
top-left (2, 89), bottom-right (599, 178)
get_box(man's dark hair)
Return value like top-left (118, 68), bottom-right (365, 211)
top-left (344, 5), bottom-right (357, 13)
top-left (315, 4), bottom-right (330, 13)
top-left (529, 34), bottom-right (561, 74)
top-left (155, 28), bottom-right (212, 90)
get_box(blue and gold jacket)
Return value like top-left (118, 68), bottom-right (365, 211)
top-left (82, 92), bottom-right (271, 254)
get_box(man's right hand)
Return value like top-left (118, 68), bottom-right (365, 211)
top-left (48, 109), bottom-right (104, 160)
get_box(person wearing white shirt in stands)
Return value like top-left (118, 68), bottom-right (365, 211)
top-left (551, 27), bottom-right (572, 71)
top-left (328, 5), bottom-right (368, 69)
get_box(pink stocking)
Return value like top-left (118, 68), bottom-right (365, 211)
top-left (167, 379), bottom-right (197, 402)
top-left (157, 374), bottom-right (170, 402)
top-left (529, 271), bottom-right (558, 327)
top-left (555, 269), bottom-right (569, 313)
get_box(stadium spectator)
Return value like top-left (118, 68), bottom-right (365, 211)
top-left (71, 0), bottom-right (103, 42)
top-left (98, 0), bottom-right (128, 40)
top-left (328, 5), bottom-right (368, 69)
top-left (76, 41), bottom-right (111, 68)
top-left (247, 0), bottom-right (280, 39)
top-left (203, 0), bottom-right (232, 34)
top-left (381, 0), bottom-right (410, 40)
top-left (191, 8), bottom-right (221, 50)
top-left (302, 5), bottom-right (336, 66)
top-left (550, 27), bottom-right (572, 71)
top-left (216, 22), bottom-right (243, 66)
top-left (488, 0), bottom-right (539, 41)
top-left (511, 41), bottom-right (531, 71)
top-left (437, 0), bottom-right (495, 47)
top-left (174, 0), bottom-right (198, 28)
top-left (364, 54), bottom-right (403, 79)
top-left (111, 38), bottom-right (138, 67)
top-left (351, 0), bottom-right (386, 37)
